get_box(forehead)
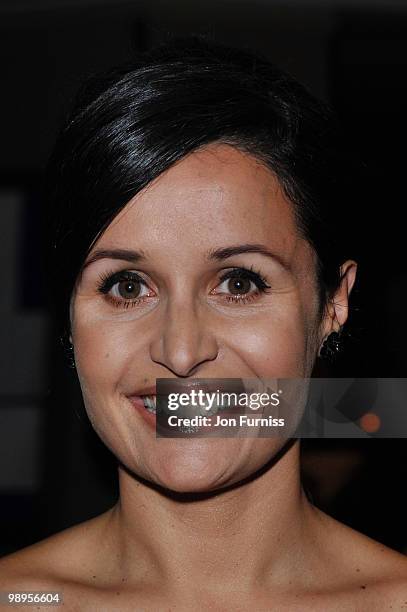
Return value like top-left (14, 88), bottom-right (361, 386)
top-left (94, 144), bottom-right (313, 270)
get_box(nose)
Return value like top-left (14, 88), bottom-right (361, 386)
top-left (149, 297), bottom-right (219, 377)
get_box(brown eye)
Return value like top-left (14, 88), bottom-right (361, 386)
top-left (98, 270), bottom-right (151, 303)
top-left (97, 270), bottom-right (156, 310)
top-left (227, 275), bottom-right (252, 295)
top-left (117, 279), bottom-right (142, 299)
top-left (214, 267), bottom-right (271, 304)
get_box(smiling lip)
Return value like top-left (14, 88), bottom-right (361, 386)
top-left (127, 385), bottom-right (157, 397)
top-left (126, 379), bottom-right (247, 398)
top-left (126, 379), bottom-right (247, 434)
top-left (128, 395), bottom-right (156, 429)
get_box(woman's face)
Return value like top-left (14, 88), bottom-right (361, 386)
top-left (70, 144), bottom-right (340, 492)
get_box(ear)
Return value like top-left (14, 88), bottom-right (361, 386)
top-left (319, 259), bottom-right (358, 344)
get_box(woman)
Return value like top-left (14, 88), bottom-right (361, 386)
top-left (1, 37), bottom-right (406, 610)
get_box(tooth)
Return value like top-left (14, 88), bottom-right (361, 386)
top-left (198, 399), bottom-right (233, 416)
top-left (143, 395), bottom-right (157, 413)
top-left (199, 402), bottom-right (218, 416)
top-left (179, 426), bottom-right (199, 434)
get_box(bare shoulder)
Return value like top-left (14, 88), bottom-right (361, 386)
top-left (368, 548), bottom-right (407, 611)
top-left (0, 509), bottom-right (115, 610)
top-left (365, 570), bottom-right (407, 612)
top-left (311, 505), bottom-right (407, 609)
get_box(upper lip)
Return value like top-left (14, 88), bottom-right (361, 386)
top-left (127, 386), bottom-right (157, 397)
top-left (127, 378), bottom-right (247, 397)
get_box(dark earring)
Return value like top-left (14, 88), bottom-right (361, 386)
top-left (60, 332), bottom-right (76, 369)
top-left (319, 330), bottom-right (343, 362)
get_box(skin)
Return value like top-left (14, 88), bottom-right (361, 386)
top-left (1, 144), bottom-right (406, 611)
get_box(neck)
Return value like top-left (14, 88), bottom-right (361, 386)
top-left (105, 440), bottom-right (318, 594)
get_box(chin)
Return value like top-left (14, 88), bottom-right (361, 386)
top-left (138, 437), bottom-right (279, 495)
top-left (141, 438), bottom-right (246, 494)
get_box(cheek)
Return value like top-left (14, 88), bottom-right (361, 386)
top-left (74, 314), bottom-right (134, 381)
top-left (73, 304), bottom-right (313, 386)
top-left (227, 307), bottom-right (311, 378)
top-left (72, 317), bottom-right (130, 430)
top-left (72, 322), bottom-right (141, 460)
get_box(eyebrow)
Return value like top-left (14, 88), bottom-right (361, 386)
top-left (207, 244), bottom-right (291, 271)
top-left (82, 248), bottom-right (147, 270)
top-left (82, 244), bottom-right (291, 272)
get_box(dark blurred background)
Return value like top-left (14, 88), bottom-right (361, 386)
top-left (0, 0), bottom-right (406, 557)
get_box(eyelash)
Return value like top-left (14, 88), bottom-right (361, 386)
top-left (96, 265), bottom-right (272, 309)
